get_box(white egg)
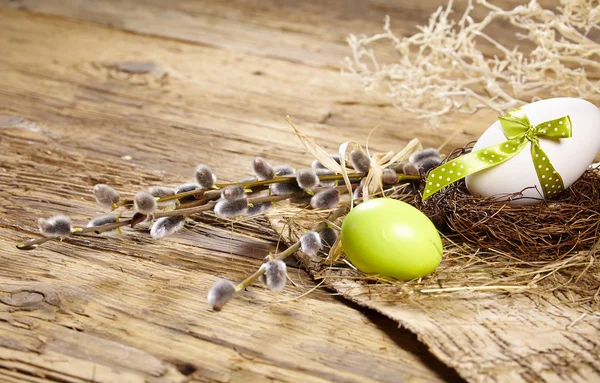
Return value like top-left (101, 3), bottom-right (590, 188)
top-left (465, 98), bottom-right (600, 204)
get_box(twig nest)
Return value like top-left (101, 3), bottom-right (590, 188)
top-left (341, 198), bottom-right (443, 280)
top-left (418, 167), bottom-right (600, 261)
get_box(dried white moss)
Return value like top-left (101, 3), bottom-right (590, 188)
top-left (343, 0), bottom-right (600, 124)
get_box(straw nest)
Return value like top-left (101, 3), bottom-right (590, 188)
top-left (416, 145), bottom-right (600, 261)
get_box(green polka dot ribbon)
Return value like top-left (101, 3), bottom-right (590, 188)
top-left (422, 107), bottom-right (572, 201)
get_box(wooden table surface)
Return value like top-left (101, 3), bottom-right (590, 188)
top-left (0, 1), bottom-right (534, 382)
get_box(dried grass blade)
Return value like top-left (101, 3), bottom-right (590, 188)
top-left (327, 234), bottom-right (344, 263)
top-left (286, 116), bottom-right (343, 173)
top-left (338, 140), bottom-right (363, 206)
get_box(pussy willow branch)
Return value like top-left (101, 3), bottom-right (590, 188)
top-left (17, 172), bottom-right (420, 249)
top-left (16, 219), bottom-right (133, 249)
top-left (120, 172), bottom-right (419, 205)
top-left (117, 173), bottom-right (373, 206)
top-left (233, 205), bottom-right (350, 292)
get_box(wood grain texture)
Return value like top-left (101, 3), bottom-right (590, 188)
top-left (325, 280), bottom-right (600, 383)
top-left (0, 3), bottom-right (484, 175)
top-left (0, 122), bottom-right (464, 383)
top-left (270, 213), bottom-right (600, 383)
top-left (0, 0), bottom-right (560, 68)
top-left (2, 0), bottom-right (592, 382)
top-left (0, 1), bottom-right (475, 382)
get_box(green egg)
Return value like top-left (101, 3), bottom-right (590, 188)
top-left (341, 198), bottom-right (443, 280)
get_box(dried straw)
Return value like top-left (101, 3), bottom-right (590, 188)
top-left (270, 151), bottom-right (600, 310)
top-left (276, 210), bottom-right (600, 310)
top-left (265, 119), bottom-right (600, 311)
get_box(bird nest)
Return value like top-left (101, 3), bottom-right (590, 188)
top-left (416, 146), bottom-right (600, 261)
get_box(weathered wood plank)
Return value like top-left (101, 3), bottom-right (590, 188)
top-left (0, 0), bottom-right (433, 68)
top-left (0, 6), bottom-right (484, 180)
top-left (1, 0), bottom-right (580, 381)
top-left (0, 0), bottom-right (559, 68)
top-left (0, 4), bottom-right (468, 382)
top-left (0, 131), bottom-right (464, 382)
top-left (332, 283), bottom-right (600, 383)
top-left (270, 211), bottom-right (600, 383)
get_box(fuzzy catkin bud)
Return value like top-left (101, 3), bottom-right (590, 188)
top-left (247, 201), bottom-right (273, 216)
top-left (130, 212), bottom-right (148, 228)
top-left (274, 164), bottom-right (294, 176)
top-left (349, 149), bottom-right (371, 173)
top-left (271, 182), bottom-right (302, 196)
top-left (148, 186), bottom-right (175, 198)
top-left (221, 186), bottom-right (245, 200)
top-left (134, 191), bottom-right (157, 215)
top-left (402, 162), bottom-right (420, 176)
top-left (207, 279), bottom-right (236, 311)
top-left (311, 159), bottom-right (325, 170)
top-left (214, 198), bottom-right (248, 218)
top-left (263, 260), bottom-right (287, 293)
top-left (311, 189), bottom-right (340, 209)
top-left (415, 157), bottom-right (442, 173)
top-left (353, 183), bottom-right (363, 202)
top-left (38, 215), bottom-right (72, 238)
top-left (87, 214), bottom-right (117, 228)
top-left (149, 186), bottom-right (176, 209)
top-left (252, 157), bottom-right (275, 180)
top-left (195, 164), bottom-right (216, 189)
top-left (315, 168), bottom-right (336, 187)
top-left (382, 168), bottom-right (399, 185)
top-left (150, 215), bottom-right (185, 239)
top-left (175, 183), bottom-right (200, 194)
top-left (296, 169), bottom-right (319, 191)
top-left (239, 176), bottom-right (257, 183)
top-left (300, 231), bottom-right (322, 256)
top-left (409, 148), bottom-right (441, 164)
top-left (311, 154), bottom-right (341, 170)
top-left (93, 184), bottom-right (120, 209)
top-left (320, 227), bottom-right (338, 251)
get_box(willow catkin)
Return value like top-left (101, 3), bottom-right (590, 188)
top-left (311, 189), bottom-right (340, 209)
top-left (93, 184), bottom-right (120, 209)
top-left (315, 168), bottom-right (336, 187)
top-left (247, 201), bottom-right (273, 216)
top-left (271, 181), bottom-right (302, 196)
top-left (207, 279), bottom-right (236, 311)
top-left (252, 157), bottom-right (275, 180)
top-left (349, 149), bottom-right (371, 173)
top-left (409, 148), bottom-right (440, 164)
top-left (263, 260), bottom-right (287, 292)
top-left (382, 168), bottom-right (399, 185)
top-left (87, 214), bottom-right (118, 228)
top-left (175, 183), bottom-right (200, 194)
top-left (402, 162), bottom-right (420, 176)
top-left (320, 227), bottom-right (339, 251)
top-left (148, 186), bottom-right (175, 198)
top-left (150, 216), bottom-right (186, 239)
top-left (195, 164), bottom-right (216, 189)
top-left (221, 186), bottom-right (245, 200)
top-left (134, 191), bottom-right (157, 214)
top-left (415, 157), bottom-right (442, 173)
top-left (296, 169), bottom-right (319, 191)
top-left (38, 215), bottom-right (72, 238)
top-left (274, 164), bottom-right (294, 176)
top-left (214, 198), bottom-right (248, 218)
top-left (300, 231), bottom-right (322, 256)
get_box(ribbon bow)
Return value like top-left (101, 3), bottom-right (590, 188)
top-left (422, 108), bottom-right (572, 201)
